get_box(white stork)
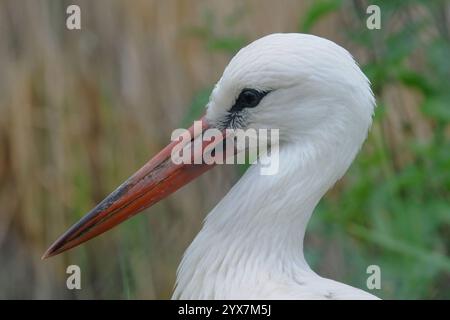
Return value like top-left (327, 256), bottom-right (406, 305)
top-left (44, 33), bottom-right (378, 300)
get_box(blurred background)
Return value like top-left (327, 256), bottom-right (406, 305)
top-left (0, 0), bottom-right (449, 299)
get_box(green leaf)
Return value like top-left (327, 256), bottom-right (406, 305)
top-left (422, 96), bottom-right (450, 121)
top-left (181, 87), bottom-right (212, 128)
top-left (299, 0), bottom-right (342, 32)
top-left (207, 36), bottom-right (247, 54)
top-left (350, 225), bottom-right (450, 272)
top-left (397, 69), bottom-right (434, 96)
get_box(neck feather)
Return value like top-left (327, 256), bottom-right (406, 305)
top-left (173, 133), bottom-right (361, 299)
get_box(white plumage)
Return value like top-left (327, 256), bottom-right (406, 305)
top-left (173, 33), bottom-right (378, 299)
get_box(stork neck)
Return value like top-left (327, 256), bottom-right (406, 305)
top-left (174, 139), bottom-right (356, 298)
top-left (207, 142), bottom-right (348, 262)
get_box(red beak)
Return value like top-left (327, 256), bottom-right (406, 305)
top-left (43, 116), bottom-right (223, 259)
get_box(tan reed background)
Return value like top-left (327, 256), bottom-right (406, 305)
top-left (0, 0), bottom-right (448, 299)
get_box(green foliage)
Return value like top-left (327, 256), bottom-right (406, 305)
top-left (185, 7), bottom-right (248, 54)
top-left (299, 0), bottom-right (342, 32)
top-left (181, 87), bottom-right (212, 127)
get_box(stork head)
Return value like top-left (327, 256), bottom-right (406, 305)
top-left (43, 33), bottom-right (375, 258)
top-left (206, 33), bottom-right (375, 148)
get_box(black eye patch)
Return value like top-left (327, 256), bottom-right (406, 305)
top-left (229, 89), bottom-right (270, 113)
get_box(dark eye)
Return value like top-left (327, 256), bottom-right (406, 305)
top-left (239, 90), bottom-right (260, 108)
top-left (230, 89), bottom-right (269, 112)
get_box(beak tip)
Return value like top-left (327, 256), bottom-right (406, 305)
top-left (41, 248), bottom-right (54, 260)
top-left (42, 242), bottom-right (61, 260)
